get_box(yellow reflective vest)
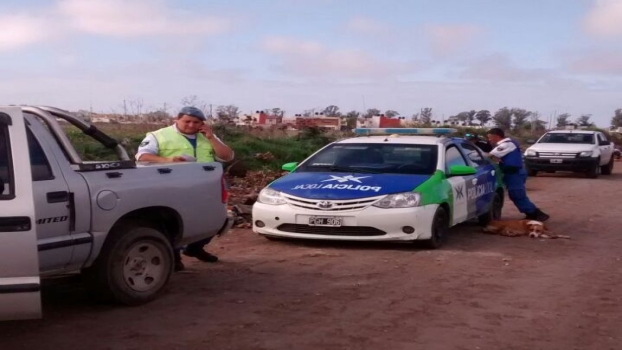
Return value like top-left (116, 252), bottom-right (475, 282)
top-left (150, 126), bottom-right (214, 162)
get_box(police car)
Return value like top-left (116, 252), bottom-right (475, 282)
top-left (252, 128), bottom-right (504, 248)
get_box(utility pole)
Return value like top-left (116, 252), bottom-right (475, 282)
top-left (123, 100), bottom-right (127, 117)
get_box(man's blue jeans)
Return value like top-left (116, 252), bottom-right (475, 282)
top-left (504, 169), bottom-right (537, 214)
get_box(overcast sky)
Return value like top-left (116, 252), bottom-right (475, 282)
top-left (1, 0), bottom-right (621, 126)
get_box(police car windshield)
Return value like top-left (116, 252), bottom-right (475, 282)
top-left (539, 133), bottom-right (594, 144)
top-left (298, 143), bottom-right (438, 175)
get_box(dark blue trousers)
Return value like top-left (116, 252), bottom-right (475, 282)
top-left (504, 169), bottom-right (537, 214)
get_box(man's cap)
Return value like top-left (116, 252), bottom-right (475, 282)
top-left (179, 106), bottom-right (206, 121)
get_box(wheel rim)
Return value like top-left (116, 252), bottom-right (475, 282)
top-left (123, 241), bottom-right (167, 292)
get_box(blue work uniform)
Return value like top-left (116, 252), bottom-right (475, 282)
top-left (489, 138), bottom-right (537, 214)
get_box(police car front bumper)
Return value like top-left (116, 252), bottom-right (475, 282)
top-left (252, 202), bottom-right (438, 242)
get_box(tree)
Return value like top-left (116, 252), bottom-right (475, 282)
top-left (411, 112), bottom-right (420, 123)
top-left (180, 95), bottom-right (210, 118)
top-left (322, 105), bottom-right (341, 118)
top-left (216, 105), bottom-right (239, 123)
top-left (492, 107), bottom-right (512, 131)
top-left (345, 110), bottom-right (360, 128)
top-left (475, 110), bottom-right (492, 126)
top-left (302, 109), bottom-right (316, 117)
top-left (511, 108), bottom-right (532, 131)
top-left (420, 108), bottom-right (433, 125)
top-left (272, 108), bottom-right (284, 117)
top-left (611, 109), bottom-right (622, 128)
top-left (576, 114), bottom-right (593, 127)
top-left (384, 110), bottom-right (399, 118)
top-left (364, 108), bottom-right (381, 118)
top-left (556, 113), bottom-right (571, 128)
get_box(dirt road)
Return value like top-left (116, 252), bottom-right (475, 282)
top-left (3, 168), bottom-right (622, 350)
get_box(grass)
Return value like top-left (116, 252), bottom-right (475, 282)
top-left (63, 122), bottom-right (337, 170)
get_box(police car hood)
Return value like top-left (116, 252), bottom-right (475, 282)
top-left (268, 172), bottom-right (430, 199)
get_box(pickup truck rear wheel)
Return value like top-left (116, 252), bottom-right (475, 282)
top-left (84, 223), bottom-right (174, 306)
top-left (527, 169), bottom-right (538, 177)
top-left (601, 157), bottom-right (614, 175)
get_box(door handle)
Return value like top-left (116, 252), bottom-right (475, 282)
top-left (47, 191), bottom-right (69, 203)
top-left (0, 217), bottom-right (31, 232)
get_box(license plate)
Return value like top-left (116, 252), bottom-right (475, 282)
top-left (309, 216), bottom-right (343, 227)
top-left (550, 159), bottom-right (563, 164)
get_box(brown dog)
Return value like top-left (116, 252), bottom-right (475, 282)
top-left (483, 219), bottom-right (570, 239)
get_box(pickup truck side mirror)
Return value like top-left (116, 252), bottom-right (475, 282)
top-left (281, 162), bottom-right (298, 172)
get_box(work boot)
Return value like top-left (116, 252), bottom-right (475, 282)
top-left (525, 209), bottom-right (550, 222)
top-left (174, 250), bottom-right (185, 271)
top-left (183, 249), bottom-right (219, 263)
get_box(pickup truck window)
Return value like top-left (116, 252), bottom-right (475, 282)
top-left (539, 133), bottom-right (594, 144)
top-left (0, 125), bottom-right (14, 199)
top-left (26, 128), bottom-right (54, 181)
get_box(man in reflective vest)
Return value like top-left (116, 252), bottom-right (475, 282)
top-left (486, 128), bottom-right (550, 222)
top-left (136, 106), bottom-right (234, 270)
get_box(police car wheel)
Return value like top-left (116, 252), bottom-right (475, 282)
top-left (478, 192), bottom-right (502, 226)
top-left (424, 207), bottom-right (449, 249)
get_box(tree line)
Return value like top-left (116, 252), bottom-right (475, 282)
top-left (97, 95), bottom-right (622, 131)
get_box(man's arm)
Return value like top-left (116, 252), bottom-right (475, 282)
top-left (199, 125), bottom-right (234, 162)
top-left (135, 134), bottom-right (186, 163)
top-left (489, 141), bottom-right (517, 159)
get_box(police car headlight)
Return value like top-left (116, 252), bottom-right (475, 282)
top-left (579, 151), bottom-right (593, 157)
top-left (525, 149), bottom-right (537, 157)
top-left (258, 188), bottom-right (287, 205)
top-left (373, 192), bottom-right (421, 208)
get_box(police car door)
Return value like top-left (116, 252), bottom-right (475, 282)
top-left (0, 107), bottom-right (42, 321)
top-left (445, 144), bottom-right (477, 224)
top-left (459, 141), bottom-right (495, 217)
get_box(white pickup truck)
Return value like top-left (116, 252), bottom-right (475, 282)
top-left (0, 106), bottom-right (233, 321)
top-left (523, 129), bottom-right (615, 178)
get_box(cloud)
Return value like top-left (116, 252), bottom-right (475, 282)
top-left (0, 14), bottom-right (54, 51)
top-left (57, 0), bottom-right (233, 37)
top-left (260, 36), bottom-right (421, 79)
top-left (458, 54), bottom-right (555, 83)
top-left (344, 17), bottom-right (389, 36)
top-left (423, 24), bottom-right (483, 56)
top-left (583, 0), bottom-right (622, 38)
top-left (567, 51), bottom-right (622, 76)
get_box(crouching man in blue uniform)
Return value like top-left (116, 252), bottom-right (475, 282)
top-left (486, 128), bottom-right (550, 222)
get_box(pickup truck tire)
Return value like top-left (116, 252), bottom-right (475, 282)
top-left (585, 159), bottom-right (600, 179)
top-left (601, 157), bottom-right (614, 175)
top-left (478, 192), bottom-right (503, 226)
top-left (527, 168), bottom-right (538, 177)
top-left (84, 223), bottom-right (174, 306)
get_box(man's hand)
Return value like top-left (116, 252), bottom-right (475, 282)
top-left (168, 156), bottom-right (187, 162)
top-left (198, 124), bottom-right (214, 140)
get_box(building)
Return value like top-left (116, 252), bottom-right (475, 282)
top-left (295, 113), bottom-right (341, 130)
top-left (356, 115), bottom-right (407, 128)
top-left (253, 111), bottom-right (283, 127)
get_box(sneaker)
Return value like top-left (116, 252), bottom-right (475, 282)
top-left (183, 249), bottom-right (219, 263)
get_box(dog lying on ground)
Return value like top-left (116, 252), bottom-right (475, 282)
top-left (483, 220), bottom-right (570, 239)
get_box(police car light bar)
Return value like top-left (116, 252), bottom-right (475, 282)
top-left (353, 128), bottom-right (458, 136)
